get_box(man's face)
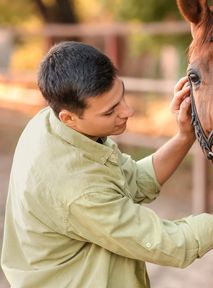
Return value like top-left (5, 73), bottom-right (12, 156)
top-left (72, 77), bottom-right (134, 140)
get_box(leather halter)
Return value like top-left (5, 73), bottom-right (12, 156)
top-left (189, 78), bottom-right (213, 161)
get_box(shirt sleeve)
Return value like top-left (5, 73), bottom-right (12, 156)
top-left (67, 189), bottom-right (213, 268)
top-left (136, 155), bottom-right (161, 203)
top-left (119, 151), bottom-right (161, 203)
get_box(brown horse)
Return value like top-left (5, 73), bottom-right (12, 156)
top-left (176, 0), bottom-right (213, 161)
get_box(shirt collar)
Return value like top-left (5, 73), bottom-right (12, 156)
top-left (49, 108), bottom-right (114, 165)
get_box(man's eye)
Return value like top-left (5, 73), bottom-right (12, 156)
top-left (104, 111), bottom-right (114, 116)
top-left (189, 73), bottom-right (200, 85)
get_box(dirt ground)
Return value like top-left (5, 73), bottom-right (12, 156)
top-left (0, 99), bottom-right (213, 288)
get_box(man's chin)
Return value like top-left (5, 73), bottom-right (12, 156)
top-left (112, 126), bottom-right (127, 135)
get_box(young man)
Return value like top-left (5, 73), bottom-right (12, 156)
top-left (1, 41), bottom-right (213, 288)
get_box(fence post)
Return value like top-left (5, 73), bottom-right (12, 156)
top-left (0, 28), bottom-right (13, 73)
top-left (192, 143), bottom-right (209, 213)
top-left (104, 35), bottom-right (119, 68)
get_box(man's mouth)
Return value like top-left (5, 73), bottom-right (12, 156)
top-left (117, 121), bottom-right (127, 127)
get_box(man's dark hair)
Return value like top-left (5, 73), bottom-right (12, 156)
top-left (37, 41), bottom-right (117, 116)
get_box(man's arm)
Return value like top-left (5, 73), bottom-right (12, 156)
top-left (153, 76), bottom-right (195, 185)
top-left (69, 188), bottom-right (213, 268)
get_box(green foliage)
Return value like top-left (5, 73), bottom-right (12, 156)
top-left (0, 0), bottom-right (78, 25)
top-left (101, 0), bottom-right (190, 77)
top-left (131, 33), bottom-right (190, 54)
top-left (101, 0), bottom-right (182, 22)
top-left (0, 0), bottom-right (36, 25)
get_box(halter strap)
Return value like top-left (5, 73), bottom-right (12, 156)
top-left (189, 79), bottom-right (213, 161)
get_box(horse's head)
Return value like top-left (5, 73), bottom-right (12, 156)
top-left (177, 0), bottom-right (213, 159)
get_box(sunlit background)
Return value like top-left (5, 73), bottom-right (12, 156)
top-left (0, 1), bottom-right (212, 287)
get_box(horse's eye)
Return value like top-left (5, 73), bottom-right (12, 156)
top-left (189, 73), bottom-right (200, 85)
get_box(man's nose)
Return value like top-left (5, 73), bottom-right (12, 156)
top-left (119, 102), bottom-right (135, 118)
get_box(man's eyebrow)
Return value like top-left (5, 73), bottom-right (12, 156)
top-left (100, 81), bottom-right (125, 115)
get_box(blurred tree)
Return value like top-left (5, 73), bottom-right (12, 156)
top-left (32, 0), bottom-right (79, 45)
top-left (0, 0), bottom-right (80, 70)
top-left (0, 0), bottom-right (79, 46)
top-left (100, 0), bottom-right (190, 78)
top-left (0, 0), bottom-right (78, 25)
top-left (100, 0), bottom-right (181, 22)
top-left (33, 0), bottom-right (78, 24)
top-left (0, 0), bottom-right (35, 25)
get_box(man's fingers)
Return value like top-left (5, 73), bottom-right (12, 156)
top-left (179, 97), bottom-right (192, 122)
top-left (170, 85), bottom-right (190, 113)
top-left (174, 76), bottom-right (189, 93)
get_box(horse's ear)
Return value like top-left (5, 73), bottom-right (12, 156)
top-left (176, 0), bottom-right (209, 24)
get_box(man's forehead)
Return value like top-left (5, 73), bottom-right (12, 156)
top-left (85, 78), bottom-right (124, 110)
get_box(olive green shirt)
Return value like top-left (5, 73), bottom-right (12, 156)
top-left (1, 107), bottom-right (213, 288)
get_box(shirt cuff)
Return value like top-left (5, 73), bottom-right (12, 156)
top-left (185, 213), bottom-right (213, 257)
top-left (136, 155), bottom-right (161, 202)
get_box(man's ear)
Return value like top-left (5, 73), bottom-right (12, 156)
top-left (58, 109), bottom-right (77, 128)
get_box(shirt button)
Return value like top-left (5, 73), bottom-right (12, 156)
top-left (146, 242), bottom-right (151, 248)
top-left (110, 153), bottom-right (118, 163)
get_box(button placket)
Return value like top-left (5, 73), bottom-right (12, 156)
top-left (108, 152), bottom-right (118, 164)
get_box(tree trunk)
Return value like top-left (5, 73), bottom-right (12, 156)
top-left (33, 0), bottom-right (79, 46)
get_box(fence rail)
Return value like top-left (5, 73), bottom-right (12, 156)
top-left (11, 21), bottom-right (190, 38)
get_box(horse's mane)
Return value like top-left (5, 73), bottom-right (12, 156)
top-left (189, 11), bottom-right (213, 59)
